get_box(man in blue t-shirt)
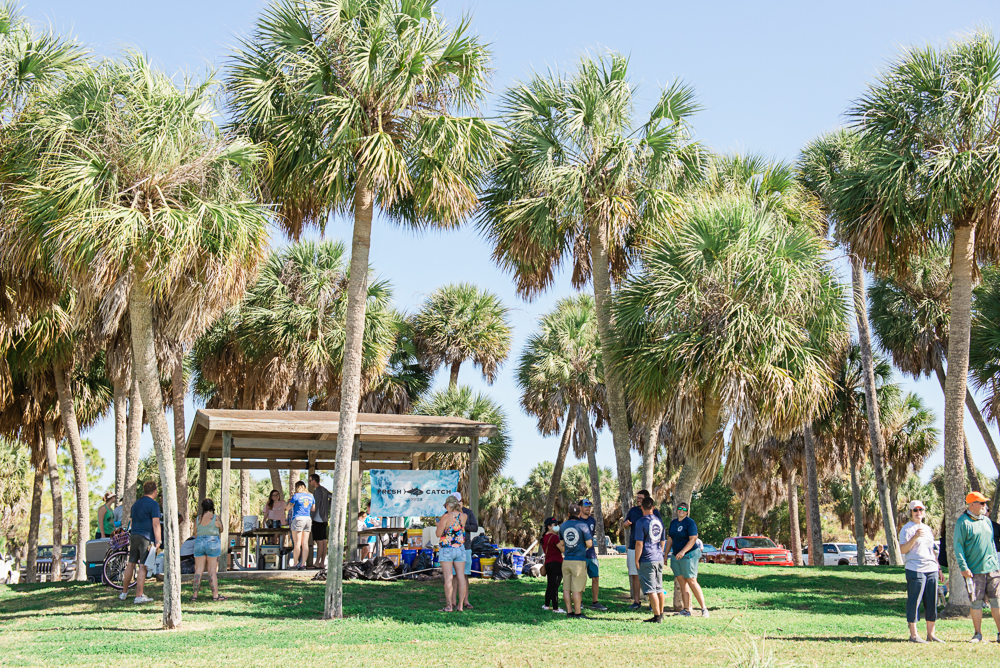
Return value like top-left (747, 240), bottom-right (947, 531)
top-left (623, 489), bottom-right (660, 609)
top-left (578, 499), bottom-right (608, 611)
top-left (559, 504), bottom-right (593, 618)
top-left (120, 480), bottom-right (161, 604)
top-left (634, 495), bottom-right (666, 623)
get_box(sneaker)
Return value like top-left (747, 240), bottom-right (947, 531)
top-left (573, 612), bottom-right (588, 619)
top-left (119, 592), bottom-right (127, 601)
top-left (590, 602), bottom-right (608, 611)
top-left (970, 633), bottom-right (983, 643)
top-left (701, 608), bottom-right (710, 618)
top-left (642, 616), bottom-right (659, 623)
top-left (134, 595), bottom-right (153, 604)
top-left (909, 636), bottom-right (927, 643)
top-left (629, 602), bottom-right (643, 611)
top-left (928, 636), bottom-right (945, 643)
top-left (542, 605), bottom-right (551, 611)
top-left (566, 612), bottom-right (578, 618)
top-left (553, 608), bottom-right (567, 614)
top-left (678, 609), bottom-right (692, 617)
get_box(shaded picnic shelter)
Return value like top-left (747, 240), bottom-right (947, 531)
top-left (184, 409), bottom-right (498, 570)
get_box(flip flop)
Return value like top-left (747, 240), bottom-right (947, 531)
top-left (464, 603), bottom-right (474, 609)
top-left (438, 607), bottom-right (453, 612)
top-left (213, 596), bottom-right (228, 601)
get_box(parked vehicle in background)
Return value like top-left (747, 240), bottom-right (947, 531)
top-left (711, 536), bottom-right (793, 566)
top-left (19, 545), bottom-right (77, 581)
top-left (802, 543), bottom-right (876, 566)
top-left (700, 544), bottom-right (719, 562)
top-left (0, 552), bottom-right (19, 584)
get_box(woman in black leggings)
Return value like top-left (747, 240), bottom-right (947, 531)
top-left (541, 517), bottom-right (565, 612)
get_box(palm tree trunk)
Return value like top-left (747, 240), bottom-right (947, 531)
top-left (44, 417), bottom-right (63, 581)
top-left (736, 497), bottom-right (748, 537)
top-left (326, 173), bottom-right (374, 620)
top-left (544, 404), bottom-right (578, 520)
top-left (293, 386), bottom-right (309, 411)
top-left (943, 223), bottom-right (977, 614)
top-left (588, 216), bottom-right (637, 520)
top-left (965, 386), bottom-right (1000, 481)
top-left (787, 469), bottom-right (802, 566)
top-left (889, 479), bottom-right (900, 532)
top-left (269, 465), bottom-right (283, 497)
top-left (933, 361), bottom-right (985, 493)
top-left (129, 287), bottom-right (182, 629)
top-left (53, 358), bottom-right (89, 581)
top-left (583, 414), bottom-right (607, 556)
top-left (850, 255), bottom-right (901, 564)
top-left (964, 437), bottom-right (981, 492)
top-left (113, 376), bottom-right (128, 500)
top-left (673, 393), bottom-right (721, 509)
top-left (804, 423), bottom-right (824, 566)
top-left (122, 368), bottom-right (143, 522)
top-left (240, 468), bottom-right (250, 521)
top-left (171, 349), bottom-right (189, 541)
top-left (641, 413), bottom-right (662, 492)
top-left (849, 447), bottom-right (865, 560)
top-left (449, 361), bottom-right (461, 389)
top-left (26, 465), bottom-right (43, 583)
top-left (290, 468), bottom-right (300, 494)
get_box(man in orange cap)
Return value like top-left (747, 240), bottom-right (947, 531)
top-left (954, 491), bottom-right (1000, 643)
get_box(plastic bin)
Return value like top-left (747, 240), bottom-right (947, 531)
top-left (401, 549), bottom-right (418, 567)
top-left (472, 554), bottom-right (481, 577)
top-left (385, 548), bottom-right (401, 567)
top-left (511, 554), bottom-right (525, 575)
top-left (407, 529), bottom-right (423, 548)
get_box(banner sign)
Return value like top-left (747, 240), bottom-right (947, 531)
top-left (369, 469), bottom-right (460, 517)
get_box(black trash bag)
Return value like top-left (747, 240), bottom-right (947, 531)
top-left (412, 550), bottom-right (435, 572)
top-left (493, 552), bottom-right (518, 580)
top-left (363, 556), bottom-right (398, 581)
top-left (180, 555), bottom-right (196, 574)
top-left (343, 561), bottom-right (366, 580)
top-left (471, 534), bottom-right (498, 556)
top-left (521, 555), bottom-right (542, 577)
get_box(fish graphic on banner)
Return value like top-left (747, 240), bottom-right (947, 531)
top-left (369, 469), bottom-right (460, 517)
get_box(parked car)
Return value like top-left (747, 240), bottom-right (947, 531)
top-left (0, 552), bottom-right (19, 584)
top-left (700, 544), bottom-right (719, 562)
top-left (20, 545), bottom-right (77, 581)
top-left (802, 543), bottom-right (876, 566)
top-left (711, 536), bottom-right (793, 566)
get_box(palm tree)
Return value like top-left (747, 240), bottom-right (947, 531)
top-left (869, 242), bottom-right (999, 492)
top-left (481, 53), bottom-right (702, 518)
top-left (3, 55), bottom-right (270, 629)
top-left (883, 391), bottom-right (939, 528)
top-left (412, 283), bottom-right (512, 388)
top-left (823, 32), bottom-right (1000, 605)
top-left (227, 0), bottom-right (497, 618)
top-left (615, 194), bottom-right (846, 509)
top-left (515, 294), bottom-right (602, 520)
top-left (359, 316), bottom-right (432, 415)
top-left (414, 385), bottom-right (511, 498)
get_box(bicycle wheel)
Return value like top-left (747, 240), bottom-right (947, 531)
top-left (102, 551), bottom-right (133, 590)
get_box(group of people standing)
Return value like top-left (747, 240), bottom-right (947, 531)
top-left (262, 474), bottom-right (333, 569)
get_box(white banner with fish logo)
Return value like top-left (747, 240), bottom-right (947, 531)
top-left (369, 469), bottom-right (460, 517)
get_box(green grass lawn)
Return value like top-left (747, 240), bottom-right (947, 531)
top-left (0, 558), bottom-right (996, 667)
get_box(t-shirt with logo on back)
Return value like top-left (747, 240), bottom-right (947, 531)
top-left (288, 492), bottom-right (315, 518)
top-left (131, 496), bottom-right (161, 542)
top-left (559, 517), bottom-right (593, 561)
top-left (635, 514), bottom-right (665, 563)
top-left (582, 514), bottom-right (597, 559)
top-left (627, 506), bottom-right (661, 549)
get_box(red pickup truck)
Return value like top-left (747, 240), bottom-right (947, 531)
top-left (710, 536), bottom-right (794, 566)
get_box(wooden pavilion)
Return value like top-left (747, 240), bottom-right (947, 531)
top-left (184, 409), bottom-right (498, 569)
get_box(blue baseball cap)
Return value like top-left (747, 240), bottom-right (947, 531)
top-left (580, 499), bottom-right (593, 507)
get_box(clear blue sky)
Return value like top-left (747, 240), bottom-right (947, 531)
top-left (24, 0), bottom-right (1000, 493)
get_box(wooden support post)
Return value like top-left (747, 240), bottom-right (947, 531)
top-left (411, 453), bottom-right (419, 470)
top-left (347, 435), bottom-right (361, 561)
top-left (308, 451), bottom-right (317, 478)
top-left (198, 452), bottom-right (208, 503)
top-left (220, 431), bottom-right (232, 573)
top-left (470, 436), bottom-right (480, 519)
top-left (307, 450), bottom-right (317, 567)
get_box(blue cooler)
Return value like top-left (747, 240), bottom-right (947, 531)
top-left (472, 554), bottom-right (481, 577)
top-left (401, 549), bottom-right (418, 567)
top-left (511, 554), bottom-right (525, 575)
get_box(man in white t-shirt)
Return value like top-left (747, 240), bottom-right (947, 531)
top-left (898, 499), bottom-right (943, 643)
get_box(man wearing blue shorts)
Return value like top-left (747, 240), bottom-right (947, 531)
top-left (634, 494), bottom-right (666, 623)
top-left (579, 499), bottom-right (607, 611)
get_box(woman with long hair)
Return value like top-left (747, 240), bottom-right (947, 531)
top-left (435, 495), bottom-right (468, 612)
top-left (96, 493), bottom-right (117, 539)
top-left (192, 498), bottom-right (225, 601)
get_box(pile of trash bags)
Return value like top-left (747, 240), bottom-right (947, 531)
top-left (493, 552), bottom-right (518, 580)
top-left (342, 556), bottom-right (399, 581)
top-left (471, 534), bottom-right (498, 557)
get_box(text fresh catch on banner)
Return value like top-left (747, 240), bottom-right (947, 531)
top-left (369, 469), bottom-right (460, 517)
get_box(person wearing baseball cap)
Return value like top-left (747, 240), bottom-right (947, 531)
top-left (452, 492), bottom-right (478, 610)
top-left (954, 491), bottom-right (1000, 643)
top-left (558, 503), bottom-right (593, 618)
top-left (898, 500), bottom-right (942, 642)
top-left (577, 499), bottom-right (607, 611)
top-left (541, 517), bottom-right (565, 613)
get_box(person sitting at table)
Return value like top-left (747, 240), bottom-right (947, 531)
top-left (286, 481), bottom-right (315, 570)
top-left (262, 489), bottom-right (287, 545)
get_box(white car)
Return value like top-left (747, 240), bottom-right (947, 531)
top-left (802, 543), bottom-right (876, 566)
top-left (0, 552), bottom-right (20, 584)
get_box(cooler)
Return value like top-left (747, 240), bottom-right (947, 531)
top-left (259, 545), bottom-right (282, 570)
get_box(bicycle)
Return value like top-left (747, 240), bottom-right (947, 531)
top-left (102, 528), bottom-right (135, 591)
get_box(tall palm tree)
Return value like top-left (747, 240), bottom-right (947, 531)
top-left (412, 283), bottom-right (512, 388)
top-left (227, 0), bottom-right (497, 618)
top-left (825, 32), bottom-right (1000, 605)
top-left (515, 294), bottom-right (602, 520)
top-left (480, 53), bottom-right (701, 519)
top-left (869, 243), bottom-right (999, 491)
top-left (3, 55), bottom-right (270, 629)
top-left (883, 391), bottom-right (939, 528)
top-left (615, 194), bottom-right (846, 509)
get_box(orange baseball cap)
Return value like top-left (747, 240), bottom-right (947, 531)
top-left (967, 491), bottom-right (989, 503)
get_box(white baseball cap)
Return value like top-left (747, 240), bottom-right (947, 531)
top-left (453, 492), bottom-right (462, 503)
top-left (908, 500), bottom-right (926, 511)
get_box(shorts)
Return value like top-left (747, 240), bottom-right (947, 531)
top-left (586, 558), bottom-right (599, 578)
top-left (311, 521), bottom-right (328, 542)
top-left (562, 560), bottom-right (587, 593)
top-left (639, 560), bottom-right (664, 594)
top-left (626, 549), bottom-right (639, 576)
top-left (290, 516), bottom-right (312, 533)
top-left (465, 548), bottom-right (472, 575)
top-left (439, 545), bottom-right (466, 563)
top-left (193, 535), bottom-right (222, 558)
top-left (128, 534), bottom-right (152, 565)
top-left (971, 571), bottom-right (1000, 609)
top-left (670, 549), bottom-right (702, 579)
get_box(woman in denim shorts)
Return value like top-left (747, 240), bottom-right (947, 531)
top-left (192, 498), bottom-right (225, 601)
top-left (435, 495), bottom-right (468, 612)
